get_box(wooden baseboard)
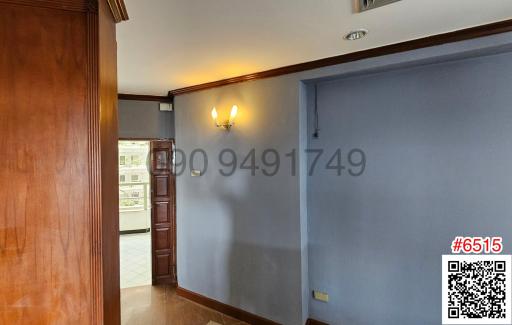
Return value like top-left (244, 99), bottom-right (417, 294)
top-left (175, 287), bottom-right (280, 325)
top-left (305, 318), bottom-right (329, 325)
top-left (153, 278), bottom-right (177, 287)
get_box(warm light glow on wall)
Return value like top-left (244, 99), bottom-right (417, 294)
top-left (211, 105), bottom-right (238, 131)
top-left (229, 105), bottom-right (238, 124)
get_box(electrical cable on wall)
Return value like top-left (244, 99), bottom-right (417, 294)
top-left (313, 84), bottom-right (320, 138)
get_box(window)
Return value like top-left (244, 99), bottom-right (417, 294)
top-left (131, 155), bottom-right (141, 165)
top-left (119, 141), bottom-right (150, 212)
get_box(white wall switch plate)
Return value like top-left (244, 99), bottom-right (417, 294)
top-left (159, 102), bottom-right (173, 111)
top-left (313, 290), bottom-right (329, 302)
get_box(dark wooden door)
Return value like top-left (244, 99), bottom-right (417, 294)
top-left (150, 140), bottom-right (177, 285)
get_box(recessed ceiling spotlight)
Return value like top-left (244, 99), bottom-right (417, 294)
top-left (344, 29), bottom-right (368, 41)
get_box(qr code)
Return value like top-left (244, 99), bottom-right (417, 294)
top-left (443, 255), bottom-right (512, 324)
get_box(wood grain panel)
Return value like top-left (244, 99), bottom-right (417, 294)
top-left (150, 140), bottom-right (176, 285)
top-left (152, 148), bottom-right (171, 172)
top-left (154, 175), bottom-right (170, 197)
top-left (0, 3), bottom-right (92, 323)
top-left (87, 8), bottom-right (103, 324)
top-left (154, 202), bottom-right (170, 224)
top-left (154, 228), bottom-right (171, 250)
top-left (98, 0), bottom-right (121, 323)
top-left (155, 254), bottom-right (171, 277)
top-left (0, 0), bottom-right (126, 323)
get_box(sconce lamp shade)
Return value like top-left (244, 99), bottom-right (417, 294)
top-left (211, 107), bottom-right (218, 120)
top-left (211, 105), bottom-right (238, 131)
top-left (229, 105), bottom-right (238, 124)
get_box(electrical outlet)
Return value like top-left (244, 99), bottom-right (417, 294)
top-left (313, 290), bottom-right (329, 302)
top-left (359, 0), bottom-right (401, 12)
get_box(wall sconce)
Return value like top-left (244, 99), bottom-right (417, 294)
top-left (211, 105), bottom-right (238, 131)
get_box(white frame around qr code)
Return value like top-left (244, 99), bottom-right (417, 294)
top-left (443, 255), bottom-right (512, 324)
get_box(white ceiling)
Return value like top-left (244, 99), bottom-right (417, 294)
top-left (117, 0), bottom-right (512, 95)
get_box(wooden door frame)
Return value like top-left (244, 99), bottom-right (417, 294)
top-left (118, 137), bottom-right (177, 286)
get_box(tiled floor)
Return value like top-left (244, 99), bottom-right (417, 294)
top-left (120, 232), bottom-right (152, 289)
top-left (121, 285), bottom-right (248, 325)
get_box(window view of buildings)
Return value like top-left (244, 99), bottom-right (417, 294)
top-left (118, 141), bottom-right (152, 288)
top-left (119, 141), bottom-right (151, 232)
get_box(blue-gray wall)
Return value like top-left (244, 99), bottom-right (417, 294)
top-left (175, 76), bottom-right (306, 324)
top-left (308, 51), bottom-right (512, 325)
top-left (118, 99), bottom-right (174, 139)
top-left (174, 32), bottom-right (512, 325)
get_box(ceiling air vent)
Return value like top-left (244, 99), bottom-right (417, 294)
top-left (358, 0), bottom-right (401, 12)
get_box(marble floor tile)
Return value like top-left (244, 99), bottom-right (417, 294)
top-left (121, 285), bottom-right (250, 325)
top-left (120, 232), bottom-right (152, 289)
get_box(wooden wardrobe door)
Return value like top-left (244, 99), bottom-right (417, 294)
top-left (0, 1), bottom-right (127, 324)
top-left (150, 140), bottom-right (177, 285)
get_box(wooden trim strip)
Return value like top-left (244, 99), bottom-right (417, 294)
top-left (118, 93), bottom-right (173, 102)
top-left (119, 137), bottom-right (172, 141)
top-left (169, 19), bottom-right (512, 96)
top-left (0, 0), bottom-right (92, 12)
top-left (176, 287), bottom-right (281, 325)
top-left (86, 9), bottom-right (103, 324)
top-left (305, 318), bottom-right (329, 325)
top-left (106, 0), bottom-right (128, 23)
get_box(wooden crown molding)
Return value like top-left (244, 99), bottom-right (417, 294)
top-left (176, 287), bottom-right (280, 325)
top-left (169, 19), bottom-right (512, 96)
top-left (0, 0), bottom-right (93, 12)
top-left (118, 93), bottom-right (173, 102)
top-left (106, 0), bottom-right (128, 22)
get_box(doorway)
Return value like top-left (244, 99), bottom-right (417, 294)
top-left (118, 139), bottom-right (177, 289)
